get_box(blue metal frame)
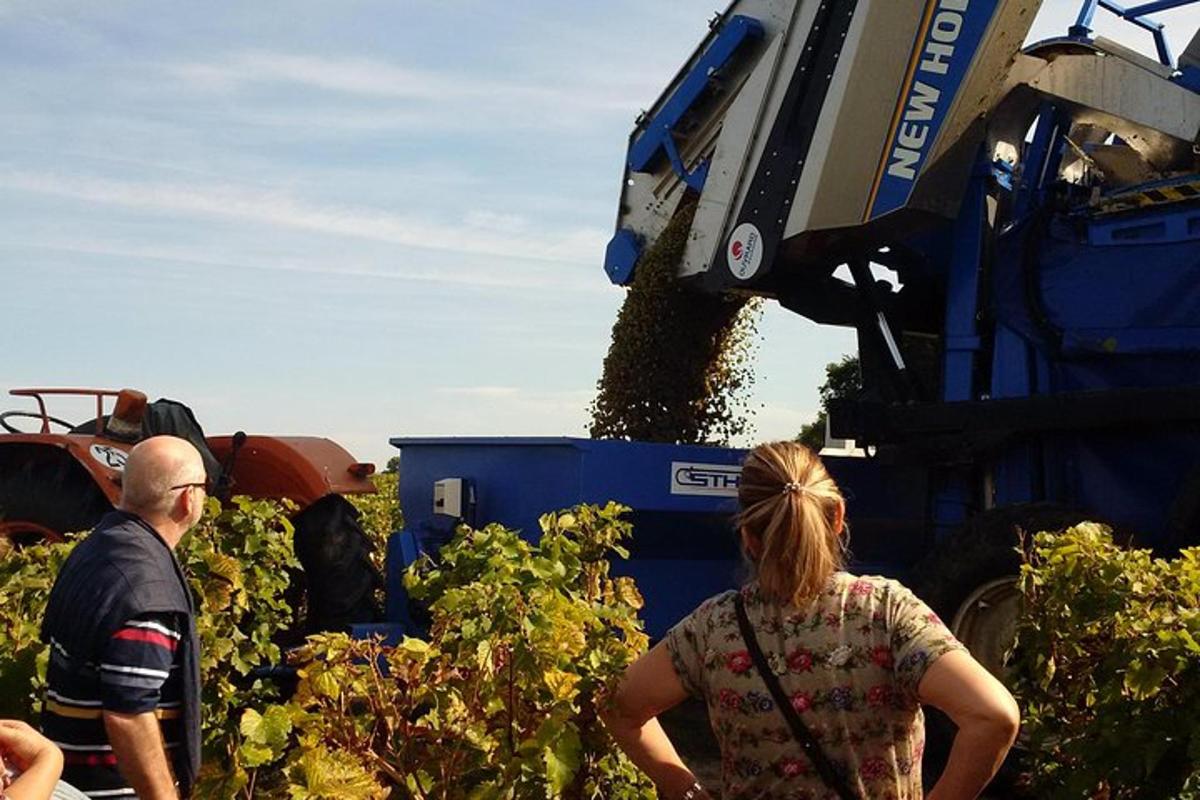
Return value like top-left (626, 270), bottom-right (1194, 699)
top-left (930, 154), bottom-right (995, 540)
top-left (1125, 0), bottom-right (1200, 14)
top-left (626, 15), bottom-right (763, 190)
top-left (385, 437), bottom-right (749, 637)
top-left (1011, 103), bottom-right (1065, 224)
top-left (1071, 0), bottom-right (1200, 66)
top-left (942, 158), bottom-right (990, 404)
top-left (604, 228), bottom-right (642, 285)
top-left (1088, 202), bottom-right (1200, 246)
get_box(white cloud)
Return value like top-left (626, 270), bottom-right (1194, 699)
top-left (463, 210), bottom-right (528, 234)
top-left (0, 233), bottom-right (622, 298)
top-left (0, 170), bottom-right (608, 268)
top-left (171, 52), bottom-right (444, 99)
top-left (169, 50), bottom-right (648, 115)
top-left (435, 386), bottom-right (522, 398)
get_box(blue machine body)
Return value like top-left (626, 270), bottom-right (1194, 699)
top-left (604, 14), bottom-right (764, 285)
top-left (381, 438), bottom-right (932, 638)
top-left (374, 1), bottom-right (1200, 645)
top-left (386, 437), bottom-right (743, 638)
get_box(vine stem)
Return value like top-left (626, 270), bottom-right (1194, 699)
top-left (507, 643), bottom-right (516, 753)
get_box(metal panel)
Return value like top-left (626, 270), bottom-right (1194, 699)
top-left (715, 0), bottom-right (861, 286)
top-left (1020, 50), bottom-right (1200, 152)
top-left (626, 15), bottom-right (765, 183)
top-left (865, 0), bottom-right (1035, 220)
top-left (388, 437), bottom-right (749, 636)
top-left (1183, 27), bottom-right (1200, 69)
top-left (680, 0), bottom-right (817, 279)
top-left (385, 436), bottom-right (934, 634)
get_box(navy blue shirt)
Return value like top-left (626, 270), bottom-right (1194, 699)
top-left (44, 612), bottom-right (186, 796)
top-left (41, 510), bottom-right (200, 797)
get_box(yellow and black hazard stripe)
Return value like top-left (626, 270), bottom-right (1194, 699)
top-left (1092, 178), bottom-right (1200, 216)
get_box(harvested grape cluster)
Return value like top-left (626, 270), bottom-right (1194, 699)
top-left (589, 200), bottom-right (759, 445)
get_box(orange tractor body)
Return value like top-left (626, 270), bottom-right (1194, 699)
top-left (0, 387), bottom-right (376, 545)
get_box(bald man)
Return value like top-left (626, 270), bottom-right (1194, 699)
top-left (41, 436), bottom-right (207, 799)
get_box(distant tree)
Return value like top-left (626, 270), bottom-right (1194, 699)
top-left (384, 455), bottom-right (400, 474)
top-left (797, 354), bottom-right (861, 451)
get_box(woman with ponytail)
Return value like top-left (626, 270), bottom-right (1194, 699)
top-left (601, 441), bottom-right (1019, 800)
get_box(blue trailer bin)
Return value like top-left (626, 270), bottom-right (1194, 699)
top-left (385, 437), bottom-right (747, 638)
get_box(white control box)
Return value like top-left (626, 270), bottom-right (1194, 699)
top-left (433, 478), bottom-right (466, 518)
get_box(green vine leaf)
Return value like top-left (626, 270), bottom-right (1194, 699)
top-left (543, 724), bottom-right (582, 796)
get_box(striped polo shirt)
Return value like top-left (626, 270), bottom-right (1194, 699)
top-left (42, 612), bottom-right (186, 797)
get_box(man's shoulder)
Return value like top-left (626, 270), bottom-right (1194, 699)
top-left (53, 514), bottom-right (181, 606)
top-left (82, 513), bottom-right (169, 564)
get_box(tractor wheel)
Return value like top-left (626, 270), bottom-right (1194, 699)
top-left (0, 448), bottom-right (112, 556)
top-left (291, 494), bottom-right (383, 635)
top-left (909, 503), bottom-right (1100, 795)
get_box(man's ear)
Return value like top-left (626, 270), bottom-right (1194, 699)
top-left (177, 486), bottom-right (201, 523)
top-left (172, 489), bottom-right (192, 522)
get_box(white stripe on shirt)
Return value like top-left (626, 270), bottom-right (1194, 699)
top-left (122, 619), bottom-right (182, 640)
top-left (98, 663), bottom-right (170, 679)
top-left (53, 741), bottom-right (113, 752)
top-left (84, 789), bottom-right (137, 798)
top-left (46, 689), bottom-right (103, 707)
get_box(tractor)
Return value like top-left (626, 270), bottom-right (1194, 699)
top-left (0, 386), bottom-right (382, 631)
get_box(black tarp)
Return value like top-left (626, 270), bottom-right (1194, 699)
top-left (291, 494), bottom-right (382, 632)
top-left (141, 399), bottom-right (223, 484)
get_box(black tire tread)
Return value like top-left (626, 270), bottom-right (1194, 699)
top-left (909, 503), bottom-right (1095, 621)
top-left (0, 446), bottom-right (112, 540)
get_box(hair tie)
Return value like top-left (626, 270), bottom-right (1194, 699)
top-left (782, 482), bottom-right (808, 496)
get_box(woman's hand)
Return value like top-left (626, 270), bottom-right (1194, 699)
top-left (0, 721), bottom-right (58, 772)
top-left (0, 720), bottom-right (64, 800)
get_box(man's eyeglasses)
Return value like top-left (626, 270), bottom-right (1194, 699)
top-left (171, 479), bottom-right (212, 494)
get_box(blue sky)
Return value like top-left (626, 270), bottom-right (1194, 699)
top-left (1, 2), bottom-right (1196, 465)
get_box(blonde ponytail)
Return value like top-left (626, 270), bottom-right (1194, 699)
top-left (736, 441), bottom-right (845, 605)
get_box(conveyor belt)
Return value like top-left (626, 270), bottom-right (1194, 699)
top-left (1091, 176), bottom-right (1200, 216)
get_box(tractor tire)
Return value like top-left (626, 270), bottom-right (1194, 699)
top-left (909, 503), bottom-right (1100, 796)
top-left (1165, 462), bottom-right (1200, 552)
top-left (291, 494), bottom-right (383, 634)
top-left (0, 448), bottom-right (112, 553)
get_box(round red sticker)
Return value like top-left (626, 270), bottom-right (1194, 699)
top-left (727, 223), bottom-right (763, 280)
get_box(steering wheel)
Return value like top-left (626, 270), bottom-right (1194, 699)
top-left (0, 411), bottom-right (76, 434)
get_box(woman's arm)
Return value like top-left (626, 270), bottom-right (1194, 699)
top-left (918, 650), bottom-right (1021, 800)
top-left (599, 642), bottom-right (713, 800)
top-left (0, 720), bottom-right (64, 800)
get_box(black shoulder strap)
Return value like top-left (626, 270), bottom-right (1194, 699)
top-left (733, 592), bottom-right (859, 800)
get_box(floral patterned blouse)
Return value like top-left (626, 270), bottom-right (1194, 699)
top-left (664, 572), bottom-right (965, 800)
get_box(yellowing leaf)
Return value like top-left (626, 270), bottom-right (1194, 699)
top-left (544, 669), bottom-right (581, 703)
top-left (285, 745), bottom-right (384, 799)
top-left (311, 669), bottom-right (341, 701)
top-left (239, 708), bottom-right (264, 743)
top-left (614, 577), bottom-right (644, 610)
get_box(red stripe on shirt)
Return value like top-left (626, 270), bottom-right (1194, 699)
top-left (111, 628), bottom-right (178, 650)
top-left (63, 751), bottom-right (119, 766)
